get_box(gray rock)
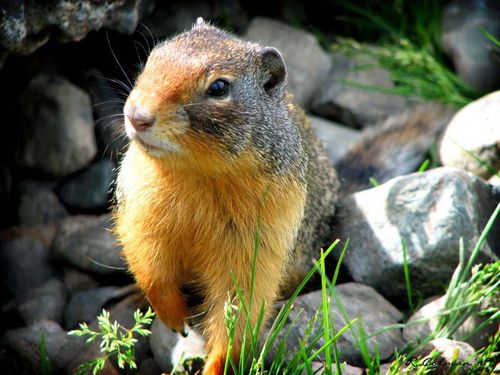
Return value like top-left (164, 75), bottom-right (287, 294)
top-left (17, 182), bottom-right (67, 225)
top-left (56, 159), bottom-right (115, 211)
top-left (403, 295), bottom-right (498, 350)
top-left (170, 326), bottom-right (207, 372)
top-left (0, 0), bottom-right (154, 63)
top-left (442, 0), bottom-right (500, 92)
top-left (16, 74), bottom-right (97, 177)
top-left (0, 237), bottom-right (54, 299)
top-left (333, 167), bottom-right (499, 298)
top-left (17, 278), bottom-right (67, 325)
top-left (52, 214), bottom-right (126, 275)
top-left (440, 90), bottom-right (500, 179)
top-left (266, 283), bottom-right (404, 366)
top-left (1, 320), bottom-right (80, 373)
top-left (149, 317), bottom-right (185, 372)
top-left (413, 338), bottom-right (475, 374)
top-left (64, 285), bottom-right (132, 329)
top-left (308, 115), bottom-right (361, 163)
top-left (63, 266), bottom-right (99, 296)
top-left (311, 52), bottom-right (408, 128)
top-left (244, 17), bottom-right (331, 109)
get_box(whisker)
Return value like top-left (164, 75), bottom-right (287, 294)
top-left (106, 32), bottom-right (134, 91)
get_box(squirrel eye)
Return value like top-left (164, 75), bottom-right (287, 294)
top-left (207, 78), bottom-right (229, 97)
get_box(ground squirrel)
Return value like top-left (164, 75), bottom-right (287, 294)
top-left (114, 19), bottom-right (338, 374)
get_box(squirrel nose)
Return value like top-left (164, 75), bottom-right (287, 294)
top-left (125, 105), bottom-right (155, 131)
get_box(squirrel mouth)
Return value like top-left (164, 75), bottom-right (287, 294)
top-left (134, 137), bottom-right (161, 152)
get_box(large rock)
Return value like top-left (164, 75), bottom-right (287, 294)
top-left (16, 74), bottom-right (97, 177)
top-left (442, 0), bottom-right (500, 92)
top-left (64, 285), bottom-right (134, 329)
top-left (0, 237), bottom-right (55, 300)
top-left (17, 181), bottom-right (67, 224)
top-left (0, 0), bottom-right (154, 63)
top-left (265, 283), bottom-right (404, 366)
top-left (309, 115), bottom-right (361, 163)
top-left (311, 53), bottom-right (408, 129)
top-left (52, 214), bottom-right (127, 275)
top-left (403, 295), bottom-right (498, 350)
top-left (149, 317), bottom-right (180, 372)
top-left (0, 320), bottom-right (82, 373)
top-left (56, 159), bottom-right (115, 211)
top-left (244, 17), bottom-right (331, 109)
top-left (333, 167), bottom-right (499, 298)
top-left (17, 278), bottom-right (67, 325)
top-left (440, 91), bottom-right (500, 179)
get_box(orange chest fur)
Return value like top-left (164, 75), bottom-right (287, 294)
top-left (115, 144), bottom-right (307, 276)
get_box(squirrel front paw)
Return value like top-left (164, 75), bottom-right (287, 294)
top-left (147, 286), bottom-right (189, 336)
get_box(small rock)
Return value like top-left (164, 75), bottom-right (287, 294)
top-left (17, 278), bottom-right (67, 325)
top-left (304, 362), bottom-right (363, 374)
top-left (308, 115), bottom-right (361, 163)
top-left (17, 183), bottom-right (67, 225)
top-left (440, 90), bottom-right (500, 179)
top-left (63, 266), bottom-right (99, 296)
top-left (170, 326), bottom-right (207, 372)
top-left (244, 17), bottom-right (331, 109)
top-left (379, 363), bottom-right (391, 375)
top-left (0, 237), bottom-right (55, 300)
top-left (64, 284), bottom-right (137, 329)
top-left (52, 214), bottom-right (127, 275)
top-left (149, 317), bottom-right (185, 372)
top-left (311, 52), bottom-right (408, 128)
top-left (413, 338), bottom-right (475, 374)
top-left (442, 0), bottom-right (500, 92)
top-left (266, 283), bottom-right (404, 366)
top-left (333, 167), bottom-right (499, 298)
top-left (1, 320), bottom-right (79, 373)
top-left (16, 74), bottom-right (97, 177)
top-left (56, 159), bottom-right (115, 211)
top-left (403, 295), bottom-right (498, 349)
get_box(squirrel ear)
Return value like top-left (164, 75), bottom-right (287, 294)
top-left (259, 47), bottom-right (287, 94)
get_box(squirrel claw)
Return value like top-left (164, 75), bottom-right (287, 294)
top-left (171, 326), bottom-right (188, 337)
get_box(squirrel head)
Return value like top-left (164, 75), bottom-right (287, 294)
top-left (123, 21), bottom-right (304, 174)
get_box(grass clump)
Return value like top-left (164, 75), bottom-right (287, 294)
top-left (331, 0), bottom-right (482, 106)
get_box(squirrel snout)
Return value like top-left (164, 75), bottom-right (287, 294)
top-left (124, 105), bottom-right (156, 132)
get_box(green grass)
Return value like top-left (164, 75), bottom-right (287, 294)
top-left (330, 0), bottom-right (482, 107)
top-left (68, 202), bottom-right (500, 375)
